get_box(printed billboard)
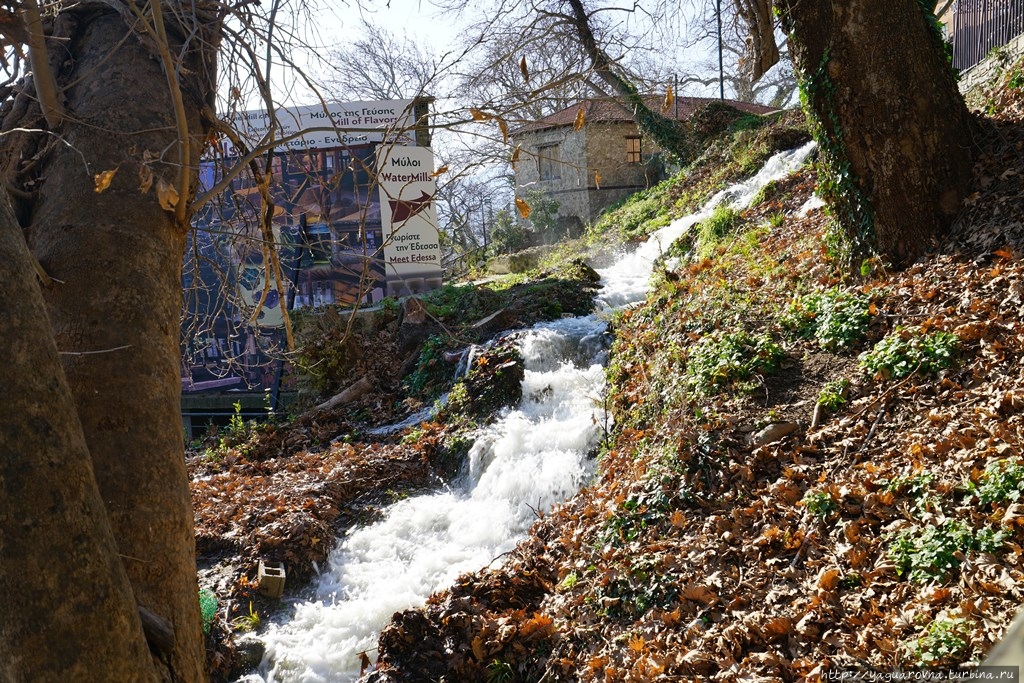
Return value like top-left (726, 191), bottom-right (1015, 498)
top-left (377, 145), bottom-right (444, 296)
top-left (182, 98), bottom-right (441, 394)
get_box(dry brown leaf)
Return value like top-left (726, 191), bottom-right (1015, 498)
top-left (138, 164), bottom-right (154, 194)
top-left (662, 84), bottom-right (675, 113)
top-left (469, 108), bottom-right (491, 122)
top-left (430, 165), bottom-right (448, 178)
top-left (816, 567), bottom-right (841, 591)
top-left (595, 170), bottom-right (601, 189)
top-left (471, 635), bottom-right (485, 661)
top-left (94, 167), bottom-right (118, 193)
top-left (519, 55), bottom-right (529, 83)
top-left (498, 118), bottom-right (509, 144)
top-left (680, 584), bottom-right (716, 605)
top-left (156, 177), bottom-right (180, 211)
top-left (510, 144), bottom-right (521, 168)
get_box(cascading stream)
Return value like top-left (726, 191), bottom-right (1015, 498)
top-left (245, 141), bottom-right (817, 683)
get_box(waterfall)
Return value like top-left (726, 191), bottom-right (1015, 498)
top-left (242, 141), bottom-right (817, 683)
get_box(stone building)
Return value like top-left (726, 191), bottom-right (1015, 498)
top-left (511, 96), bottom-right (776, 235)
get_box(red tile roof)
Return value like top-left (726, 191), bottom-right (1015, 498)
top-left (513, 95), bottom-right (777, 134)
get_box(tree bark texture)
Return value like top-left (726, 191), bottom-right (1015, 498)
top-left (2, 7), bottom-right (218, 681)
top-left (0, 192), bottom-right (159, 682)
top-left (778, 0), bottom-right (975, 266)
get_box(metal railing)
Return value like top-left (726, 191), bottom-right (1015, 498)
top-left (953, 0), bottom-right (1024, 72)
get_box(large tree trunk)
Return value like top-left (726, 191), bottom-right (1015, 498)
top-left (777, 0), bottom-right (975, 267)
top-left (5, 7), bottom-right (218, 681)
top-left (0, 191), bottom-right (159, 681)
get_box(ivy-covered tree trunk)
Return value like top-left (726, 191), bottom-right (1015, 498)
top-left (777, 0), bottom-right (975, 267)
top-left (0, 5), bottom-right (219, 681)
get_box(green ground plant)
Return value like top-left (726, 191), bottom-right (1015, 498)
top-left (888, 519), bottom-right (1006, 583)
top-left (860, 328), bottom-right (959, 380)
top-left (906, 618), bottom-right (971, 666)
top-left (968, 459), bottom-right (1024, 505)
top-left (697, 205), bottom-right (743, 258)
top-left (802, 489), bottom-right (838, 521)
top-left (816, 378), bottom-right (850, 410)
top-left (684, 331), bottom-right (785, 395)
top-left (783, 287), bottom-right (872, 350)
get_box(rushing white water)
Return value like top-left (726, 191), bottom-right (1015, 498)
top-left (245, 141), bottom-right (817, 683)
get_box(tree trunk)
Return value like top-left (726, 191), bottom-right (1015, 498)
top-left (777, 0), bottom-right (975, 267)
top-left (0, 191), bottom-right (160, 682)
top-left (11, 7), bottom-right (217, 681)
top-left (564, 0), bottom-right (694, 159)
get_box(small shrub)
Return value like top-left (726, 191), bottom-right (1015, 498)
top-left (969, 459), bottom-right (1024, 505)
top-left (860, 328), bottom-right (959, 380)
top-left (685, 330), bottom-right (785, 395)
top-left (888, 519), bottom-right (1006, 583)
top-left (906, 618), bottom-right (971, 666)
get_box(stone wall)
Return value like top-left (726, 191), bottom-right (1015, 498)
top-left (514, 126), bottom-right (590, 229)
top-left (959, 32), bottom-right (1024, 96)
top-left (513, 119), bottom-right (663, 228)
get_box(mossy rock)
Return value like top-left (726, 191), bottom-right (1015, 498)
top-left (444, 341), bottom-right (524, 421)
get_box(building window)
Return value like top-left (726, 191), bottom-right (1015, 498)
top-left (537, 144), bottom-right (561, 180)
top-left (626, 136), bottom-right (642, 164)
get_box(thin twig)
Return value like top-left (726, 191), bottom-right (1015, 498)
top-left (59, 344), bottom-right (132, 356)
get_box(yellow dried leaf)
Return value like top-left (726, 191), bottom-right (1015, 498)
top-left (510, 145), bottom-right (521, 168)
top-left (663, 84), bottom-right (675, 113)
top-left (431, 165), bottom-right (449, 178)
top-left (868, 302), bottom-right (878, 315)
top-left (156, 177), bottom-right (180, 211)
top-left (670, 509), bottom-right (686, 527)
top-left (93, 167), bottom-right (118, 193)
top-left (628, 635), bottom-right (646, 652)
top-left (572, 107), bottom-right (585, 131)
top-left (515, 196), bottom-right (531, 219)
top-left (469, 108), bottom-right (491, 122)
top-left (519, 55), bottom-right (529, 83)
top-left (594, 170), bottom-right (601, 189)
top-left (498, 117), bottom-right (509, 144)
top-left (138, 164), bottom-right (154, 193)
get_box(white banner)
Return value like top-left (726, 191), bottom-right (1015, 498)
top-left (377, 146), bottom-right (443, 295)
top-left (220, 99), bottom-right (416, 155)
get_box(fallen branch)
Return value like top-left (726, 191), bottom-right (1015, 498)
top-left (315, 376), bottom-right (373, 413)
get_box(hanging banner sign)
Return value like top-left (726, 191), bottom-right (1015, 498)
top-left (377, 146), bottom-right (443, 296)
top-left (219, 99), bottom-right (416, 155)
